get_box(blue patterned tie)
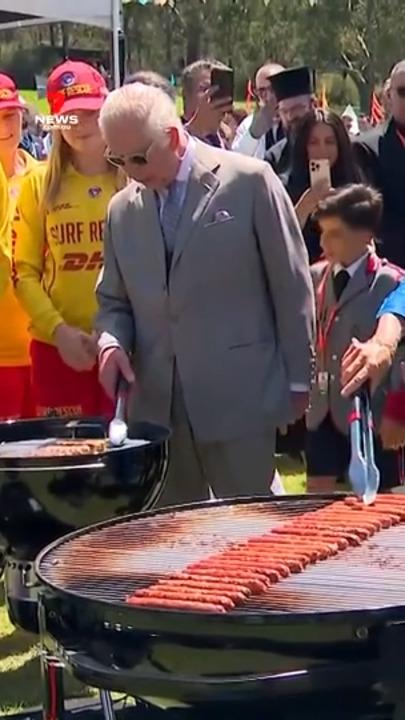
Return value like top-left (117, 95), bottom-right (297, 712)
top-left (161, 180), bottom-right (184, 258)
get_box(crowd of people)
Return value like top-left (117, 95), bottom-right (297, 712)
top-left (0, 52), bottom-right (403, 504)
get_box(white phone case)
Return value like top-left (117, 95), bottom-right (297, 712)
top-left (309, 159), bottom-right (331, 188)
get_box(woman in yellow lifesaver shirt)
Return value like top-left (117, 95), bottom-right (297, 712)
top-left (12, 61), bottom-right (125, 418)
top-left (0, 162), bottom-right (10, 297)
top-left (0, 74), bottom-right (38, 420)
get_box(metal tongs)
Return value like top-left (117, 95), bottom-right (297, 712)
top-left (348, 386), bottom-right (380, 505)
top-left (108, 375), bottom-right (129, 447)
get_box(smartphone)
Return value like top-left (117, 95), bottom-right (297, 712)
top-left (309, 159), bottom-right (331, 188)
top-left (211, 67), bottom-right (234, 102)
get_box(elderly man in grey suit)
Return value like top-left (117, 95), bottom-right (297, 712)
top-left (96, 83), bottom-right (315, 506)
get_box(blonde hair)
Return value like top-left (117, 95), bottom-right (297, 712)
top-left (40, 130), bottom-right (127, 214)
top-left (99, 83), bottom-right (182, 144)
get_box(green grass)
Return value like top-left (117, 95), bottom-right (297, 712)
top-left (20, 90), bottom-right (48, 114)
top-left (19, 90), bottom-right (247, 117)
top-left (0, 460), bottom-right (305, 714)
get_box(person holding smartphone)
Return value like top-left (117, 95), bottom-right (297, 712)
top-left (181, 60), bottom-right (233, 147)
top-left (232, 61), bottom-right (285, 159)
top-left (287, 109), bottom-right (361, 264)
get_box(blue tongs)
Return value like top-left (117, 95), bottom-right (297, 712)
top-left (348, 387), bottom-right (380, 505)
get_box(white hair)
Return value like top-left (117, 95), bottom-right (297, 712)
top-left (99, 82), bottom-right (182, 142)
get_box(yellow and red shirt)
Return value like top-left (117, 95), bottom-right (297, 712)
top-left (0, 150), bottom-right (37, 366)
top-left (0, 162), bottom-right (10, 297)
top-left (12, 163), bottom-right (118, 344)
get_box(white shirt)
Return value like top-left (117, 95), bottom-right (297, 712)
top-left (232, 114), bottom-right (281, 160)
top-left (232, 114), bottom-right (266, 159)
top-left (333, 252), bottom-right (368, 278)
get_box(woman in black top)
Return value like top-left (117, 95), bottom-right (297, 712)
top-left (286, 109), bottom-right (361, 263)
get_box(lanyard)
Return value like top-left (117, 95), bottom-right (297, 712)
top-left (316, 254), bottom-right (380, 370)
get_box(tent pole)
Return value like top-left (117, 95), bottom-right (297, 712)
top-left (112, 0), bottom-right (122, 88)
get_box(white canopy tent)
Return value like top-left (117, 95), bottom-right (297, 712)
top-left (0, 0), bottom-right (123, 87)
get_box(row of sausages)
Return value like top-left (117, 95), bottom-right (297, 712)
top-left (126, 495), bottom-right (405, 614)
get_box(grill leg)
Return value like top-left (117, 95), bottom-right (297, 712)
top-left (41, 653), bottom-right (66, 720)
top-left (100, 690), bottom-right (116, 720)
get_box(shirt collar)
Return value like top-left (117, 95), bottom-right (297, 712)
top-left (333, 252), bottom-right (369, 278)
top-left (175, 134), bottom-right (195, 184)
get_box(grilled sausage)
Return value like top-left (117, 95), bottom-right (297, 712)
top-left (127, 596), bottom-right (227, 613)
top-left (157, 578), bottom-right (251, 598)
top-left (192, 560), bottom-right (281, 582)
top-left (184, 568), bottom-right (269, 592)
top-left (270, 529), bottom-right (339, 555)
top-left (242, 545), bottom-right (311, 566)
top-left (218, 553), bottom-right (291, 577)
top-left (134, 588), bottom-right (236, 610)
top-left (168, 574), bottom-right (255, 594)
top-left (310, 512), bottom-right (379, 533)
top-left (223, 551), bottom-right (304, 574)
top-left (289, 523), bottom-right (361, 546)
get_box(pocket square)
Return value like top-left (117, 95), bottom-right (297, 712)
top-left (204, 209), bottom-right (234, 227)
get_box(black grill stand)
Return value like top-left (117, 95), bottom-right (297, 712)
top-left (100, 691), bottom-right (116, 720)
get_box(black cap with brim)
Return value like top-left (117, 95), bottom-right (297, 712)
top-left (271, 66), bottom-right (315, 102)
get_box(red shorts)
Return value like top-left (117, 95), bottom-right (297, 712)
top-left (30, 340), bottom-right (113, 420)
top-left (0, 365), bottom-right (33, 420)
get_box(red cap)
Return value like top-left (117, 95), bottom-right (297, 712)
top-left (0, 74), bottom-right (24, 111)
top-left (47, 60), bottom-right (108, 115)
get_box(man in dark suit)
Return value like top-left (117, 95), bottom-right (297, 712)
top-left (354, 61), bottom-right (405, 269)
top-left (265, 66), bottom-right (316, 177)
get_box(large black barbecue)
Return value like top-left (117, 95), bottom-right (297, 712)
top-left (36, 496), bottom-right (405, 720)
top-left (0, 416), bottom-right (169, 632)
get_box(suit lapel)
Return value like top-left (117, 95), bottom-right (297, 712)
top-left (133, 184), bottom-right (166, 280)
top-left (171, 143), bottom-right (220, 271)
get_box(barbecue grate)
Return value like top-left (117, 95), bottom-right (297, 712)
top-left (37, 497), bottom-right (405, 616)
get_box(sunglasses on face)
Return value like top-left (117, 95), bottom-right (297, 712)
top-left (105, 150), bottom-right (149, 168)
top-left (395, 86), bottom-right (405, 98)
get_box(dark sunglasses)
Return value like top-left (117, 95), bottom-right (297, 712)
top-left (105, 151), bottom-right (149, 168)
top-left (395, 86), bottom-right (405, 98)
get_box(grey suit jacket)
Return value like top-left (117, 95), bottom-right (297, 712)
top-left (307, 256), bottom-right (402, 435)
top-left (96, 140), bottom-right (315, 443)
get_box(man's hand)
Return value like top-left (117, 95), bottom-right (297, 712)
top-left (54, 323), bottom-right (97, 372)
top-left (99, 346), bottom-right (135, 400)
top-left (380, 417), bottom-right (405, 450)
top-left (290, 391), bottom-right (309, 422)
top-left (185, 87), bottom-right (233, 138)
top-left (249, 105), bottom-right (275, 139)
top-left (341, 337), bottom-right (394, 398)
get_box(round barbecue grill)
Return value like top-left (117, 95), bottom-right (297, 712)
top-left (36, 495), bottom-right (405, 711)
top-left (0, 416), bottom-right (169, 632)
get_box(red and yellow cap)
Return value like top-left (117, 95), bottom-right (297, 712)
top-left (0, 74), bottom-right (25, 111)
top-left (47, 60), bottom-right (108, 114)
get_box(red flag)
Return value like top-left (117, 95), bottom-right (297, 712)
top-left (370, 91), bottom-right (384, 126)
top-left (245, 78), bottom-right (254, 112)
